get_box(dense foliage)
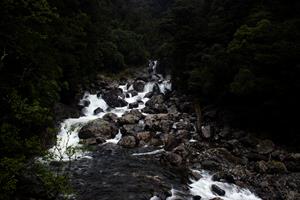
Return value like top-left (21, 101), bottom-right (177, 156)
top-left (159, 0), bottom-right (300, 143)
top-left (1, 0), bottom-right (299, 198)
top-left (0, 0), bottom-right (167, 199)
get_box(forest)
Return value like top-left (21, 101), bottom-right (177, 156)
top-left (0, 0), bottom-right (299, 199)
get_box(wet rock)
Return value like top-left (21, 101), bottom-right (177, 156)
top-left (128, 102), bottom-right (139, 109)
top-left (193, 196), bottom-right (201, 200)
top-left (128, 90), bottom-right (138, 97)
top-left (80, 99), bottom-right (91, 108)
top-left (143, 95), bottom-right (168, 113)
top-left (210, 198), bottom-right (223, 200)
top-left (120, 121), bottom-right (144, 135)
top-left (256, 139), bottom-right (275, 154)
top-left (102, 88), bottom-right (128, 108)
top-left (133, 80), bottom-right (146, 92)
top-left (93, 107), bottom-right (104, 115)
top-left (153, 83), bottom-right (161, 95)
top-left (211, 184), bottom-right (225, 196)
top-left (78, 119), bottom-right (118, 140)
top-left (119, 113), bottom-right (140, 125)
top-left (212, 172), bottom-right (235, 184)
top-left (142, 104), bottom-right (168, 114)
top-left (118, 136), bottom-right (137, 148)
top-left (190, 171), bottom-right (202, 180)
top-left (102, 113), bottom-right (118, 123)
top-left (146, 95), bottom-right (165, 106)
top-left (144, 92), bottom-right (153, 99)
top-left (136, 131), bottom-right (152, 142)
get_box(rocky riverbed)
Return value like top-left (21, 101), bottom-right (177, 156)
top-left (50, 61), bottom-right (300, 200)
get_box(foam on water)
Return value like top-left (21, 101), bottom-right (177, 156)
top-left (48, 61), bottom-right (172, 161)
top-left (189, 170), bottom-right (261, 200)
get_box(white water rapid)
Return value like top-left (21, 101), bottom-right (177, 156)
top-left (48, 60), bottom-right (261, 200)
top-left (48, 61), bottom-right (171, 161)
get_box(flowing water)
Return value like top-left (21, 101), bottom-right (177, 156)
top-left (48, 61), bottom-right (261, 200)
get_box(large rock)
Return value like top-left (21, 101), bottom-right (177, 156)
top-left (118, 110), bottom-right (143, 125)
top-left (136, 131), bottom-right (152, 142)
top-left (211, 184), bottom-right (225, 196)
top-left (102, 88), bottom-right (128, 108)
top-left (146, 95), bottom-right (165, 106)
top-left (128, 102), bottom-right (139, 109)
top-left (143, 95), bottom-right (168, 113)
top-left (78, 119), bottom-right (118, 140)
top-left (212, 172), bottom-right (235, 184)
top-left (102, 113), bottom-right (118, 123)
top-left (120, 124), bottom-right (144, 135)
top-left (93, 107), bottom-right (104, 115)
top-left (133, 80), bottom-right (146, 92)
top-left (160, 152), bottom-right (183, 167)
top-left (118, 136), bottom-right (137, 148)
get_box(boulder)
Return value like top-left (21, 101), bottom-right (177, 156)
top-left (118, 110), bottom-right (143, 125)
top-left (146, 95), bottom-right (165, 106)
top-left (93, 107), bottom-right (104, 115)
top-left (161, 152), bottom-right (183, 167)
top-left (193, 196), bottom-right (201, 200)
top-left (128, 102), bottom-right (139, 109)
top-left (211, 184), bottom-right (225, 196)
top-left (120, 124), bottom-right (144, 135)
top-left (212, 172), bottom-right (235, 184)
top-left (102, 88), bottom-right (128, 108)
top-left (144, 92), bottom-right (153, 99)
top-left (102, 113), bottom-right (118, 123)
top-left (119, 114), bottom-right (139, 125)
top-left (118, 136), bottom-right (137, 148)
top-left (136, 131), bottom-right (152, 142)
top-left (128, 90), bottom-right (138, 97)
top-left (133, 80), bottom-right (146, 92)
top-left (153, 83), bottom-right (161, 95)
top-left (80, 99), bottom-right (91, 108)
top-left (78, 119), bottom-right (118, 140)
